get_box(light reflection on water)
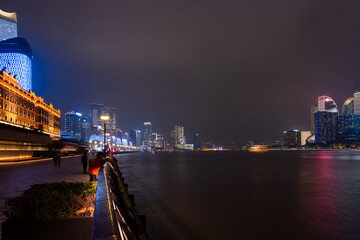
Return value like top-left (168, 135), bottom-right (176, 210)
top-left (117, 151), bottom-right (360, 240)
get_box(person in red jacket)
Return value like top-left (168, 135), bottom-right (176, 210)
top-left (88, 152), bottom-right (106, 181)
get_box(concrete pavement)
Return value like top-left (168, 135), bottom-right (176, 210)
top-left (0, 155), bottom-right (89, 238)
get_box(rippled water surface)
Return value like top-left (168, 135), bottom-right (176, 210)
top-left (116, 151), bottom-right (360, 240)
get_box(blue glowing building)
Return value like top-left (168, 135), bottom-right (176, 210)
top-left (336, 115), bottom-right (360, 143)
top-left (0, 37), bottom-right (32, 91)
top-left (65, 111), bottom-right (83, 140)
top-left (0, 9), bottom-right (17, 41)
top-left (315, 111), bottom-right (337, 145)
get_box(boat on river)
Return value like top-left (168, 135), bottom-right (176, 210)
top-left (248, 145), bottom-right (269, 152)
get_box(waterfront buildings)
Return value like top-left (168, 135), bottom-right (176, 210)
top-left (0, 9), bottom-right (17, 41)
top-left (283, 130), bottom-right (310, 147)
top-left (0, 69), bottom-right (60, 137)
top-left (308, 93), bottom-right (360, 145)
top-left (333, 94), bottom-right (360, 143)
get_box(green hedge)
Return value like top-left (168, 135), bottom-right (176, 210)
top-left (3, 182), bottom-right (97, 221)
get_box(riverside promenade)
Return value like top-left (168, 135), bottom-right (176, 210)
top-left (0, 156), bottom-right (88, 237)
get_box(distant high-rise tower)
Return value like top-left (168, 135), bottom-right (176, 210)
top-left (65, 111), bottom-right (82, 139)
top-left (104, 106), bottom-right (116, 129)
top-left (171, 125), bottom-right (185, 148)
top-left (89, 103), bottom-right (105, 127)
top-left (314, 96), bottom-right (338, 145)
top-left (155, 133), bottom-right (165, 149)
top-left (194, 133), bottom-right (201, 149)
top-left (0, 9), bottom-right (17, 41)
top-left (315, 111), bottom-right (337, 145)
top-left (342, 97), bottom-right (354, 116)
top-left (130, 129), bottom-right (141, 147)
top-left (81, 115), bottom-right (92, 142)
top-left (354, 92), bottom-right (360, 115)
top-left (310, 105), bottom-right (318, 135)
top-left (143, 122), bottom-right (152, 146)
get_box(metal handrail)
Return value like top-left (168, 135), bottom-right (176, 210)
top-left (92, 161), bottom-right (150, 240)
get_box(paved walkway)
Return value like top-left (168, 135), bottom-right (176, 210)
top-left (0, 156), bottom-right (89, 238)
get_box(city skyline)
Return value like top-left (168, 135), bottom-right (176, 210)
top-left (2, 1), bottom-right (360, 145)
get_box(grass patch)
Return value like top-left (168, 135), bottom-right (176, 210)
top-left (2, 182), bottom-right (97, 221)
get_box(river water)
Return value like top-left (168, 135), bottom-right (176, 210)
top-left (116, 151), bottom-right (360, 240)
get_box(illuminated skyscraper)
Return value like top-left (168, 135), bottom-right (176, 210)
top-left (336, 115), bottom-right (360, 142)
top-left (314, 96), bottom-right (338, 145)
top-left (89, 103), bottom-right (105, 127)
top-left (155, 133), bottom-right (165, 149)
top-left (194, 133), bottom-right (201, 149)
top-left (0, 37), bottom-right (32, 91)
top-left (342, 97), bottom-right (354, 116)
top-left (171, 125), bottom-right (185, 148)
top-left (354, 92), bottom-right (360, 115)
top-left (80, 115), bottom-right (92, 143)
top-left (130, 129), bottom-right (141, 147)
top-left (143, 122), bottom-right (152, 146)
top-left (315, 111), bottom-right (337, 144)
top-left (104, 106), bottom-right (116, 129)
top-left (0, 9), bottom-right (17, 41)
top-left (310, 105), bottom-right (318, 134)
top-left (65, 111), bottom-right (82, 139)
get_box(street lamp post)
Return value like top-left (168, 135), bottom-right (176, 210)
top-left (100, 115), bottom-right (110, 152)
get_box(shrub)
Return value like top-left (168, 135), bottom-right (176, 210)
top-left (2, 182), bottom-right (96, 221)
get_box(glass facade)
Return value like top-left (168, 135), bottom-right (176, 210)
top-left (0, 53), bottom-right (32, 91)
top-left (315, 111), bottom-right (337, 145)
top-left (0, 18), bottom-right (17, 41)
top-left (283, 130), bottom-right (301, 147)
top-left (336, 115), bottom-right (360, 142)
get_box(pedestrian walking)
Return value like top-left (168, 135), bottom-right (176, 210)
top-left (81, 152), bottom-right (88, 173)
top-left (53, 152), bottom-right (61, 168)
top-left (88, 152), bottom-right (106, 181)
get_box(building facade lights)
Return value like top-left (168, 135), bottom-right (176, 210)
top-left (0, 38), bottom-right (32, 91)
top-left (0, 69), bottom-right (60, 137)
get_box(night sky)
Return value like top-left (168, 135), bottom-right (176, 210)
top-left (2, 0), bottom-right (360, 145)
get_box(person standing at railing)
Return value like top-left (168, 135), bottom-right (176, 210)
top-left (81, 152), bottom-right (88, 173)
top-left (88, 152), bottom-right (106, 181)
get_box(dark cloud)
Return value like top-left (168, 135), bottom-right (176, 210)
top-left (2, 0), bottom-right (360, 144)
